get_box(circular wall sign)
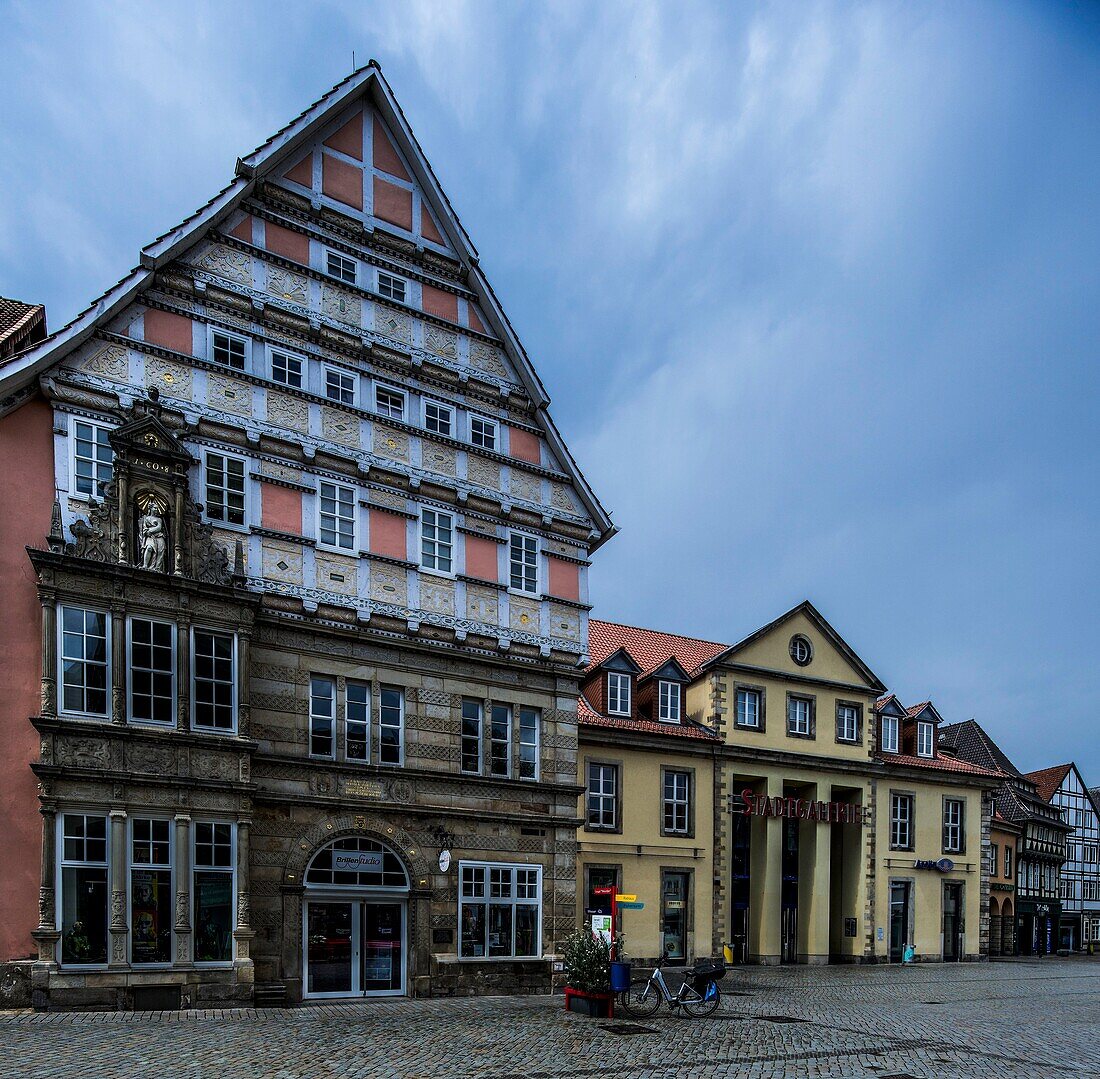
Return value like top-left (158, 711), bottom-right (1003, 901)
top-left (438, 849), bottom-right (452, 873)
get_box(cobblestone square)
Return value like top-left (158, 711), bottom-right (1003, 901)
top-left (1, 959), bottom-right (1097, 1079)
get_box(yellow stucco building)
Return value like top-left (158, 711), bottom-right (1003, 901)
top-left (577, 602), bottom-right (1001, 966)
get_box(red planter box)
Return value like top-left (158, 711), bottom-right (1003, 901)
top-left (564, 987), bottom-right (613, 1017)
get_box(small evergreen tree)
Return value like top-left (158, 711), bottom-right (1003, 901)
top-left (560, 929), bottom-right (611, 993)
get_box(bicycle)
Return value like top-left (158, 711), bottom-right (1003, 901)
top-left (617, 952), bottom-right (725, 1018)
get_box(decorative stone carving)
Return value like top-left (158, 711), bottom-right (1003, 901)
top-left (551, 483), bottom-right (580, 514)
top-left (80, 344), bottom-right (130, 383)
top-left (369, 564), bottom-right (407, 605)
top-left (176, 934), bottom-right (190, 962)
top-left (110, 891), bottom-right (127, 931)
top-left (389, 779), bottom-right (413, 803)
top-left (321, 284), bottom-right (361, 327)
top-left (260, 460), bottom-right (303, 484)
top-left (266, 391), bottom-right (309, 433)
top-left (466, 585), bottom-right (500, 625)
top-left (373, 428), bottom-right (410, 464)
top-left (112, 934), bottom-right (127, 963)
top-left (422, 445), bottom-right (456, 477)
top-left (467, 456), bottom-right (501, 490)
top-left (509, 595), bottom-right (539, 633)
top-left (138, 493), bottom-right (169, 572)
top-left (56, 738), bottom-right (110, 769)
top-left (144, 356), bottom-right (194, 401)
top-left (237, 892), bottom-right (250, 926)
top-left (425, 326), bottom-right (457, 359)
top-left (470, 341), bottom-right (508, 378)
top-left (509, 470), bottom-right (542, 504)
top-left (128, 745), bottom-right (177, 775)
top-left (191, 752), bottom-right (236, 781)
top-left (320, 405), bottom-right (360, 448)
top-left (174, 891), bottom-right (190, 931)
top-left (548, 603), bottom-right (581, 643)
top-left (374, 307), bottom-right (412, 345)
top-left (38, 887), bottom-right (54, 926)
top-left (315, 552), bottom-right (358, 597)
top-left (262, 540), bottom-right (304, 585)
top-left (419, 578), bottom-right (455, 617)
top-left (206, 373), bottom-right (253, 417)
top-left (369, 487), bottom-right (407, 512)
top-left (266, 264), bottom-right (309, 304)
top-left (195, 244), bottom-right (253, 285)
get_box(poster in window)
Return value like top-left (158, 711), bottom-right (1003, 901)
top-left (131, 869), bottom-right (171, 963)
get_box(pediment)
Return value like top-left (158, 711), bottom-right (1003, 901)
top-left (643, 657), bottom-right (691, 684)
top-left (600, 647), bottom-right (642, 675)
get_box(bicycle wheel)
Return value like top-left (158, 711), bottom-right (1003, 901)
top-left (618, 979), bottom-right (662, 1017)
top-left (682, 982), bottom-right (721, 1018)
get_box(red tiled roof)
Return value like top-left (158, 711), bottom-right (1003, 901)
top-left (578, 695), bottom-right (720, 742)
top-left (906, 701), bottom-right (933, 718)
top-left (587, 619), bottom-right (727, 678)
top-left (879, 752), bottom-right (1003, 778)
top-left (1023, 764), bottom-right (1072, 804)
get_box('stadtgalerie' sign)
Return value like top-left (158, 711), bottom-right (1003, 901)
top-left (734, 788), bottom-right (869, 826)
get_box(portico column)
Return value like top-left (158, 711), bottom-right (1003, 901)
top-left (233, 817), bottom-right (255, 982)
top-left (32, 806), bottom-right (59, 960)
top-left (237, 631), bottom-right (251, 738)
top-left (111, 605), bottom-right (126, 724)
top-left (802, 783), bottom-right (832, 963)
top-left (173, 814), bottom-right (192, 966)
top-left (749, 776), bottom-right (782, 964)
top-left (40, 598), bottom-right (56, 717)
top-left (108, 809), bottom-right (128, 968)
top-left (176, 615), bottom-right (191, 731)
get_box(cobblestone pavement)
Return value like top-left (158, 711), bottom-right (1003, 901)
top-left (1, 959), bottom-right (1098, 1079)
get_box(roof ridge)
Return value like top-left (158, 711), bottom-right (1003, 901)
top-left (589, 617), bottom-right (728, 648)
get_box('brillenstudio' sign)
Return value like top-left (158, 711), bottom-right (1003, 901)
top-left (733, 788), bottom-right (870, 826)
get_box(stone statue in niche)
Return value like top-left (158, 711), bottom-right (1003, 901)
top-left (138, 494), bottom-right (168, 572)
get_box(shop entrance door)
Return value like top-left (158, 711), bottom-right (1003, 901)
top-left (780, 818), bottom-right (799, 964)
top-left (305, 899), bottom-right (406, 998)
top-left (889, 881), bottom-right (910, 962)
top-left (942, 882), bottom-right (964, 961)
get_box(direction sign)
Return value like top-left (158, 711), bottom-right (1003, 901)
top-left (617, 901), bottom-right (645, 910)
top-left (615, 894), bottom-right (637, 903)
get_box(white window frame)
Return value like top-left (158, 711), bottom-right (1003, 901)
top-left (309, 675), bottom-right (336, 759)
top-left (469, 413), bottom-right (499, 451)
top-left (508, 532), bottom-right (539, 595)
top-left (316, 481), bottom-right (357, 552)
top-left (345, 680), bottom-right (370, 763)
top-left (325, 248), bottom-right (358, 285)
top-left (268, 344), bottom-right (305, 389)
top-left (57, 812), bottom-right (110, 969)
top-left (881, 715), bottom-right (899, 754)
top-left (890, 793), bottom-right (914, 850)
top-left (587, 762), bottom-right (618, 830)
top-left (419, 507), bottom-right (454, 576)
top-left (126, 615), bottom-right (176, 728)
top-left (378, 684), bottom-right (404, 766)
top-left (735, 687), bottom-right (761, 729)
top-left (207, 325), bottom-right (250, 372)
top-left (606, 672), bottom-right (631, 716)
top-left (423, 398), bottom-right (455, 438)
top-left (787, 696), bottom-right (813, 737)
top-left (58, 604), bottom-right (111, 719)
top-left (322, 364), bottom-right (358, 407)
top-left (943, 798), bottom-right (964, 854)
top-left (837, 703), bottom-right (860, 743)
top-left (128, 816), bottom-right (174, 967)
top-left (917, 721), bottom-right (935, 757)
top-left (192, 820), bottom-right (236, 967)
top-left (658, 681), bottom-right (681, 723)
top-left (490, 703), bottom-right (511, 778)
top-left (203, 449), bottom-right (248, 529)
top-left (461, 698), bottom-right (483, 775)
top-left (70, 417), bottom-right (114, 500)
top-left (457, 861), bottom-right (542, 961)
top-left (663, 770), bottom-right (691, 834)
top-left (189, 627), bottom-right (238, 734)
top-left (377, 270), bottom-right (408, 303)
top-left (518, 706), bottom-right (540, 781)
top-left (374, 382), bottom-right (407, 421)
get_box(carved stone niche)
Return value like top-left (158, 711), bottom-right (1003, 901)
top-left (66, 394), bottom-right (238, 586)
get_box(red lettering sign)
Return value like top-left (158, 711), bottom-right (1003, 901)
top-left (736, 787), bottom-right (865, 826)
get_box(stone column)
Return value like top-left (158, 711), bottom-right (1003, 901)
top-left (30, 806), bottom-right (60, 1011)
top-left (40, 598), bottom-right (56, 717)
top-left (801, 782), bottom-right (832, 963)
top-left (108, 809), bottom-right (129, 968)
top-left (233, 817), bottom-right (255, 995)
top-left (176, 615), bottom-right (190, 731)
top-left (237, 630), bottom-right (251, 738)
top-left (173, 814), bottom-right (192, 967)
top-left (111, 606), bottom-right (126, 724)
top-left (749, 777), bottom-right (782, 964)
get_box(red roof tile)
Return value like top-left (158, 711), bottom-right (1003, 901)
top-left (906, 701), bottom-right (933, 718)
top-left (879, 751), bottom-right (1003, 778)
top-left (578, 700), bottom-right (720, 742)
top-left (587, 619), bottom-right (727, 679)
top-left (1023, 764), bottom-right (1072, 804)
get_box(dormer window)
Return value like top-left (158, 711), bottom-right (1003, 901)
top-left (917, 720), bottom-right (935, 757)
top-left (881, 714), bottom-right (899, 753)
top-left (658, 681), bottom-right (681, 723)
top-left (607, 672), bottom-right (631, 716)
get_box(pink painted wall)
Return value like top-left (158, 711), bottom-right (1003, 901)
top-left (228, 215), bottom-right (253, 243)
top-left (464, 534), bottom-right (499, 582)
top-left (324, 113), bottom-right (363, 161)
top-left (421, 205), bottom-right (444, 245)
top-left (373, 116), bottom-right (410, 180)
top-left (547, 556), bottom-right (580, 602)
top-left (143, 309), bottom-right (193, 354)
top-left (260, 482), bottom-right (302, 535)
top-left (467, 305), bottom-right (486, 334)
top-left (422, 284), bottom-right (458, 323)
top-left (373, 178), bottom-right (412, 232)
top-left (369, 509), bottom-right (407, 560)
top-left (283, 154), bottom-right (313, 189)
top-left (322, 154), bottom-right (363, 211)
top-left (0, 396), bottom-right (53, 961)
top-left (508, 426), bottom-right (541, 465)
top-left (265, 221), bottom-right (310, 265)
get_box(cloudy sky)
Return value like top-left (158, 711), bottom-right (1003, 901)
top-left (2, 1), bottom-right (1098, 777)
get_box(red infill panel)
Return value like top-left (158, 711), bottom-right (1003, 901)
top-left (508, 426), bottom-right (541, 465)
top-left (143, 309), bottom-right (193, 354)
top-left (261, 482), bottom-right (302, 535)
top-left (464, 534), bottom-right (500, 582)
top-left (421, 283), bottom-right (458, 323)
top-left (265, 221), bottom-right (310, 265)
top-left (324, 112), bottom-right (364, 161)
top-left (369, 508), bottom-right (407, 560)
top-left (373, 177), bottom-right (413, 231)
top-left (548, 556), bottom-right (580, 602)
top-left (373, 115), bottom-right (410, 180)
top-left (323, 153), bottom-right (364, 211)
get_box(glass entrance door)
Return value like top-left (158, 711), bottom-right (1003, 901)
top-left (889, 881), bottom-right (910, 962)
top-left (305, 899), bottom-right (406, 997)
top-left (943, 882), bottom-right (964, 961)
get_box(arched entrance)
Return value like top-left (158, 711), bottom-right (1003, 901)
top-left (302, 836), bottom-right (410, 998)
top-left (989, 897), bottom-right (1002, 957)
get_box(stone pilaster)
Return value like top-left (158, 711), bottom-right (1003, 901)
top-left (176, 615), bottom-right (190, 731)
top-left (31, 806), bottom-right (59, 961)
top-left (237, 630), bottom-right (251, 738)
top-left (233, 818), bottom-right (255, 982)
top-left (111, 604), bottom-right (126, 724)
top-left (108, 809), bottom-right (128, 968)
top-left (40, 597), bottom-right (56, 717)
top-left (173, 814), bottom-right (192, 966)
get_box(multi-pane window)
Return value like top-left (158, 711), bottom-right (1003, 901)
top-left (309, 676), bottom-right (335, 758)
top-left (458, 862), bottom-right (541, 959)
top-left (890, 793), bottom-right (914, 850)
top-left (326, 250), bottom-right (357, 284)
top-left (420, 508), bottom-right (453, 573)
top-left (192, 629), bottom-right (235, 731)
top-left (943, 798), bottom-right (964, 853)
top-left (735, 688), bottom-right (761, 729)
top-left (988, 842), bottom-right (998, 876)
top-left (658, 681), bottom-right (681, 723)
top-left (518, 707), bottom-right (539, 780)
top-left (128, 617), bottom-right (174, 725)
top-left (836, 703), bottom-right (859, 743)
top-left (210, 329), bottom-right (247, 370)
top-left (318, 482), bottom-right (355, 550)
top-left (470, 415), bottom-right (498, 450)
top-left (346, 681), bottom-right (370, 762)
top-left (461, 699), bottom-right (482, 774)
top-left (881, 715), bottom-right (899, 753)
top-left (60, 606), bottom-right (109, 716)
top-left (193, 822), bottom-right (233, 963)
top-left (1004, 846), bottom-right (1013, 879)
top-left (587, 762), bottom-right (618, 830)
top-left (424, 400), bottom-right (454, 437)
top-left (1084, 880), bottom-right (1099, 902)
top-left (130, 818), bottom-right (171, 964)
top-left (375, 384), bottom-right (406, 420)
top-left (490, 704), bottom-right (511, 777)
top-left (663, 770), bottom-right (691, 835)
top-left (377, 271), bottom-right (407, 302)
top-left (204, 452), bottom-right (246, 526)
top-left (324, 366), bottom-right (357, 406)
top-left (917, 721), bottom-right (935, 757)
top-left (72, 420), bottom-right (114, 498)
top-left (787, 696), bottom-right (813, 736)
top-left (270, 348), bottom-right (303, 388)
top-left (60, 814), bottom-right (108, 965)
top-left (509, 533), bottom-right (538, 594)
top-left (379, 685), bottom-right (403, 765)
top-left (607, 673), bottom-right (631, 716)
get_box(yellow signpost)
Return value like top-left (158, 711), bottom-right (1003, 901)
top-left (615, 894), bottom-right (637, 903)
